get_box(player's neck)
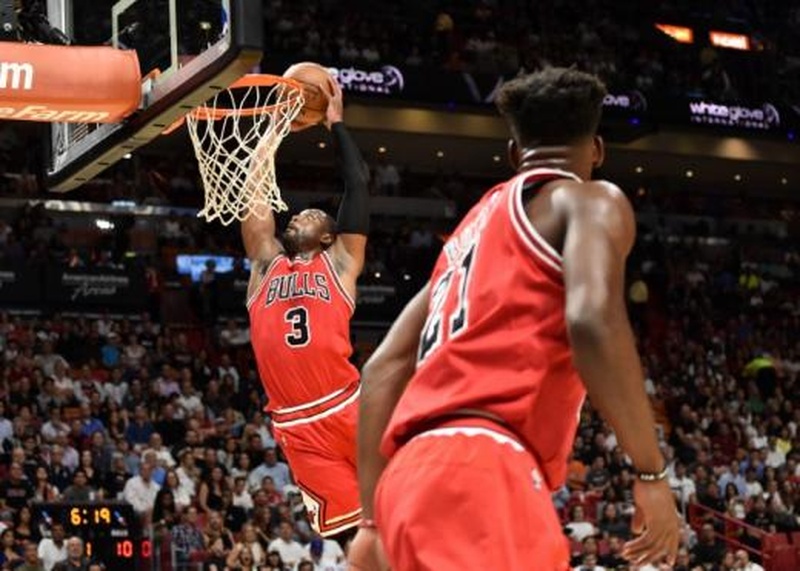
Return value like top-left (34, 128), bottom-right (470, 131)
top-left (517, 146), bottom-right (585, 179)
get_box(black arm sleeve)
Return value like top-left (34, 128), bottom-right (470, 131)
top-left (331, 122), bottom-right (370, 235)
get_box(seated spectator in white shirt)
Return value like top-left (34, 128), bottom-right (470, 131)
top-left (37, 523), bottom-right (67, 571)
top-left (142, 433), bottom-right (176, 468)
top-left (123, 456), bottom-right (161, 518)
top-left (267, 522), bottom-right (306, 569)
top-left (572, 553), bottom-right (605, 571)
top-left (41, 406), bottom-right (71, 443)
top-left (565, 505), bottom-right (598, 543)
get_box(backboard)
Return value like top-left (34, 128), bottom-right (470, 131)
top-left (45, 0), bottom-right (262, 192)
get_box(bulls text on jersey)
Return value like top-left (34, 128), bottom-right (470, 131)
top-left (264, 272), bottom-right (332, 306)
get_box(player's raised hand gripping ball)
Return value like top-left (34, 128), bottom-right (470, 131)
top-left (324, 76), bottom-right (344, 129)
top-left (283, 62), bottom-right (335, 132)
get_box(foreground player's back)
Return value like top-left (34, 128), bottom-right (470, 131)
top-left (383, 168), bottom-right (586, 485)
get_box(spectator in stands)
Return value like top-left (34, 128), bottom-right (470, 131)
top-left (225, 524), bottom-right (265, 568)
top-left (263, 551), bottom-right (285, 571)
top-left (1, 463), bottom-right (33, 510)
top-left (122, 457), bottom-right (160, 520)
top-left (0, 529), bottom-right (21, 567)
top-left (691, 523), bottom-right (725, 567)
top-left (565, 505), bottom-right (598, 543)
top-left (61, 470), bottom-right (94, 502)
top-left (125, 404), bottom-right (154, 447)
top-left (36, 525), bottom-right (66, 571)
top-left (598, 503), bottom-right (629, 540)
top-left (734, 549), bottom-right (764, 571)
top-left (203, 510), bottom-right (235, 571)
top-left (17, 542), bottom-right (44, 571)
top-left (171, 506), bottom-right (205, 565)
top-left (247, 448), bottom-right (291, 492)
top-left (572, 552), bottom-right (604, 571)
top-left (267, 522), bottom-right (305, 569)
top-left (51, 537), bottom-right (86, 571)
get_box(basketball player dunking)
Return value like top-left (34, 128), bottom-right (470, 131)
top-left (244, 79), bottom-right (368, 538)
top-left (350, 68), bottom-right (682, 569)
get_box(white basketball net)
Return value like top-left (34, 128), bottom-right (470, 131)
top-left (186, 77), bottom-right (305, 226)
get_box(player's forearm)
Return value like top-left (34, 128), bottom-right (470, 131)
top-left (241, 203), bottom-right (277, 261)
top-left (568, 312), bottom-right (664, 474)
top-left (331, 123), bottom-right (370, 234)
top-left (358, 353), bottom-right (416, 519)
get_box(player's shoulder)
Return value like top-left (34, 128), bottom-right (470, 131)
top-left (550, 178), bottom-right (632, 217)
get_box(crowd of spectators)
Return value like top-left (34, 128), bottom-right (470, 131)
top-left (263, 0), bottom-right (800, 104)
top-left (0, 169), bottom-right (797, 571)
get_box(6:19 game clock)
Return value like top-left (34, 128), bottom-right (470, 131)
top-left (33, 502), bottom-right (150, 571)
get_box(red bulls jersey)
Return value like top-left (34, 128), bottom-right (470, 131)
top-left (382, 169), bottom-right (587, 489)
top-left (248, 251), bottom-right (359, 413)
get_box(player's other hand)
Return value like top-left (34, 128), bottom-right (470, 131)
top-left (622, 479), bottom-right (682, 567)
top-left (325, 75), bottom-right (344, 129)
top-left (347, 527), bottom-right (388, 571)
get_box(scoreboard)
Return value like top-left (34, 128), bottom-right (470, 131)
top-left (33, 502), bottom-right (150, 571)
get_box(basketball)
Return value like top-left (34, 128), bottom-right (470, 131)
top-left (283, 62), bottom-right (334, 132)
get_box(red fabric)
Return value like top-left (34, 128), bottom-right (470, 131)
top-left (375, 418), bottom-right (570, 570)
top-left (382, 169), bottom-right (586, 489)
top-left (273, 398), bottom-right (360, 536)
top-left (248, 251), bottom-right (359, 412)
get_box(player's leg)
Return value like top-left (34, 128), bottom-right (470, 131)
top-left (374, 424), bottom-right (570, 571)
top-left (273, 401), bottom-right (361, 537)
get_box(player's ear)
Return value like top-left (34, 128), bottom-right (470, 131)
top-left (592, 135), bottom-right (605, 170)
top-left (507, 139), bottom-right (520, 170)
top-left (320, 232), bottom-right (334, 248)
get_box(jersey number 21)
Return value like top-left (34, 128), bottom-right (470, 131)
top-left (418, 244), bottom-right (476, 363)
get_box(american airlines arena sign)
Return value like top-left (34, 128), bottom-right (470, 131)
top-left (328, 65), bottom-right (405, 95)
top-left (688, 100), bottom-right (781, 130)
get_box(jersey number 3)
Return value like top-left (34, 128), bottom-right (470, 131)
top-left (418, 244), bottom-right (476, 362)
top-left (284, 307), bottom-right (310, 347)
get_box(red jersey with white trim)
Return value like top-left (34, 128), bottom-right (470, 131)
top-left (382, 169), bottom-right (587, 489)
top-left (248, 251), bottom-right (359, 412)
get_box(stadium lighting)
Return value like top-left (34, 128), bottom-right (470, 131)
top-left (317, 142), bottom-right (326, 149)
top-left (635, 166), bottom-right (644, 173)
top-left (781, 178), bottom-right (788, 185)
top-left (685, 170), bottom-right (694, 178)
top-left (734, 174), bottom-right (742, 181)
top-left (95, 218), bottom-right (115, 231)
top-left (378, 146), bottom-right (386, 154)
top-left (710, 31), bottom-right (751, 51)
top-left (436, 150), bottom-right (444, 158)
top-left (492, 155), bottom-right (501, 162)
top-left (123, 153), bottom-right (132, 160)
top-left (656, 24), bottom-right (694, 44)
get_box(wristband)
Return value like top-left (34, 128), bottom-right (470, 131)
top-left (636, 466), bottom-right (669, 482)
top-left (359, 518), bottom-right (377, 529)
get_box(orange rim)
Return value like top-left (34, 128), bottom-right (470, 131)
top-left (189, 74), bottom-right (305, 120)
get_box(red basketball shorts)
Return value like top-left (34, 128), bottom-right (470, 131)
top-left (270, 384), bottom-right (361, 536)
top-left (374, 418), bottom-right (570, 570)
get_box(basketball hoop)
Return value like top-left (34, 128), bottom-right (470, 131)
top-left (181, 74), bottom-right (306, 226)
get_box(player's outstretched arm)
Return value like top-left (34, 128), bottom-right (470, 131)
top-left (350, 284), bottom-right (429, 571)
top-left (558, 180), bottom-right (681, 567)
top-left (358, 284), bottom-right (429, 517)
top-left (241, 201), bottom-right (282, 263)
top-left (325, 79), bottom-right (369, 284)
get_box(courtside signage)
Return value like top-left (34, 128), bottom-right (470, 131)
top-left (328, 65), bottom-right (405, 95)
top-left (688, 100), bottom-right (780, 130)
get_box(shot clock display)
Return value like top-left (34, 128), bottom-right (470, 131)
top-left (33, 502), bottom-right (150, 571)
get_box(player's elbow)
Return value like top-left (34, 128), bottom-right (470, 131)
top-left (565, 284), bottom-right (615, 331)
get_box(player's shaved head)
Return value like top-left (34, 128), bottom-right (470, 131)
top-left (496, 67), bottom-right (607, 146)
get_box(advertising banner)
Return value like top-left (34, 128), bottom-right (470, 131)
top-left (44, 267), bottom-right (146, 310)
